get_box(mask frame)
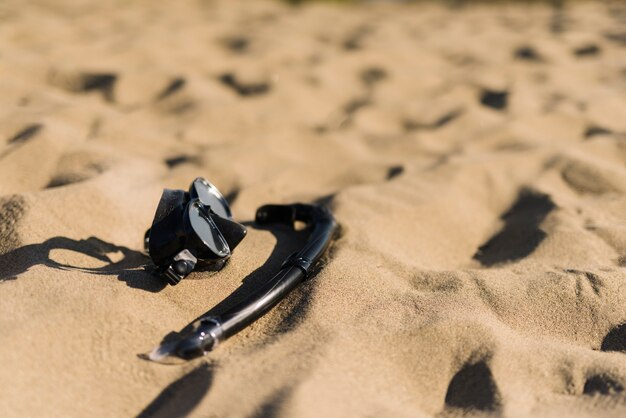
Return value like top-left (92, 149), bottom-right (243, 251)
top-left (145, 178), bottom-right (247, 285)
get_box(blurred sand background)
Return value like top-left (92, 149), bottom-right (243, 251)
top-left (1, 0), bottom-right (626, 416)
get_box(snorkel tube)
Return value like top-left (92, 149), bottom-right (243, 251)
top-left (149, 203), bottom-right (337, 362)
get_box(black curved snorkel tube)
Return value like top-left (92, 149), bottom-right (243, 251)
top-left (148, 203), bottom-right (337, 362)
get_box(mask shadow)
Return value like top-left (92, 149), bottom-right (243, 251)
top-left (0, 236), bottom-right (164, 292)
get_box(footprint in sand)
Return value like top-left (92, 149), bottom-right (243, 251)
top-left (251, 387), bottom-right (294, 418)
top-left (404, 108), bottom-right (464, 132)
top-left (154, 77), bottom-right (186, 102)
top-left (164, 154), bottom-right (201, 169)
top-left (48, 69), bottom-right (118, 102)
top-left (601, 323), bottom-right (626, 353)
top-left (480, 89), bottom-right (509, 111)
top-left (1, 123), bottom-right (43, 160)
top-left (46, 151), bottom-right (110, 189)
top-left (219, 73), bottom-right (271, 97)
top-left (342, 25), bottom-right (372, 51)
top-left (386, 165), bottom-right (404, 180)
top-left (220, 35), bottom-right (250, 53)
top-left (573, 44), bottom-right (601, 58)
top-left (444, 360), bottom-right (501, 412)
top-left (360, 67), bottom-right (387, 87)
top-left (584, 125), bottom-right (614, 139)
top-left (514, 45), bottom-right (544, 62)
top-left (474, 189), bottom-right (555, 267)
top-left (153, 77), bottom-right (196, 115)
top-left (583, 374), bottom-right (624, 396)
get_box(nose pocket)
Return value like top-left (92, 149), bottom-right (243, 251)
top-left (210, 213), bottom-right (247, 253)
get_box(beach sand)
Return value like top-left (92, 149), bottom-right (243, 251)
top-left (1, 0), bottom-right (626, 416)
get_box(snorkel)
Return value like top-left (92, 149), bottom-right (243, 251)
top-left (145, 179), bottom-right (337, 362)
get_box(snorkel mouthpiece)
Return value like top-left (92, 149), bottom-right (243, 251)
top-left (175, 318), bottom-right (222, 359)
top-left (145, 178), bottom-right (246, 285)
top-left (148, 317), bottom-right (222, 363)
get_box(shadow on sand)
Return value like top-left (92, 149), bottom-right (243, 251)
top-left (0, 236), bottom-right (163, 292)
top-left (137, 363), bottom-right (213, 418)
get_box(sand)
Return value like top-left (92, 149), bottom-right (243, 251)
top-left (1, 0), bottom-right (626, 416)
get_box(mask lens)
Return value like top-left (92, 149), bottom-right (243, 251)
top-left (191, 178), bottom-right (232, 219)
top-left (188, 201), bottom-right (230, 258)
